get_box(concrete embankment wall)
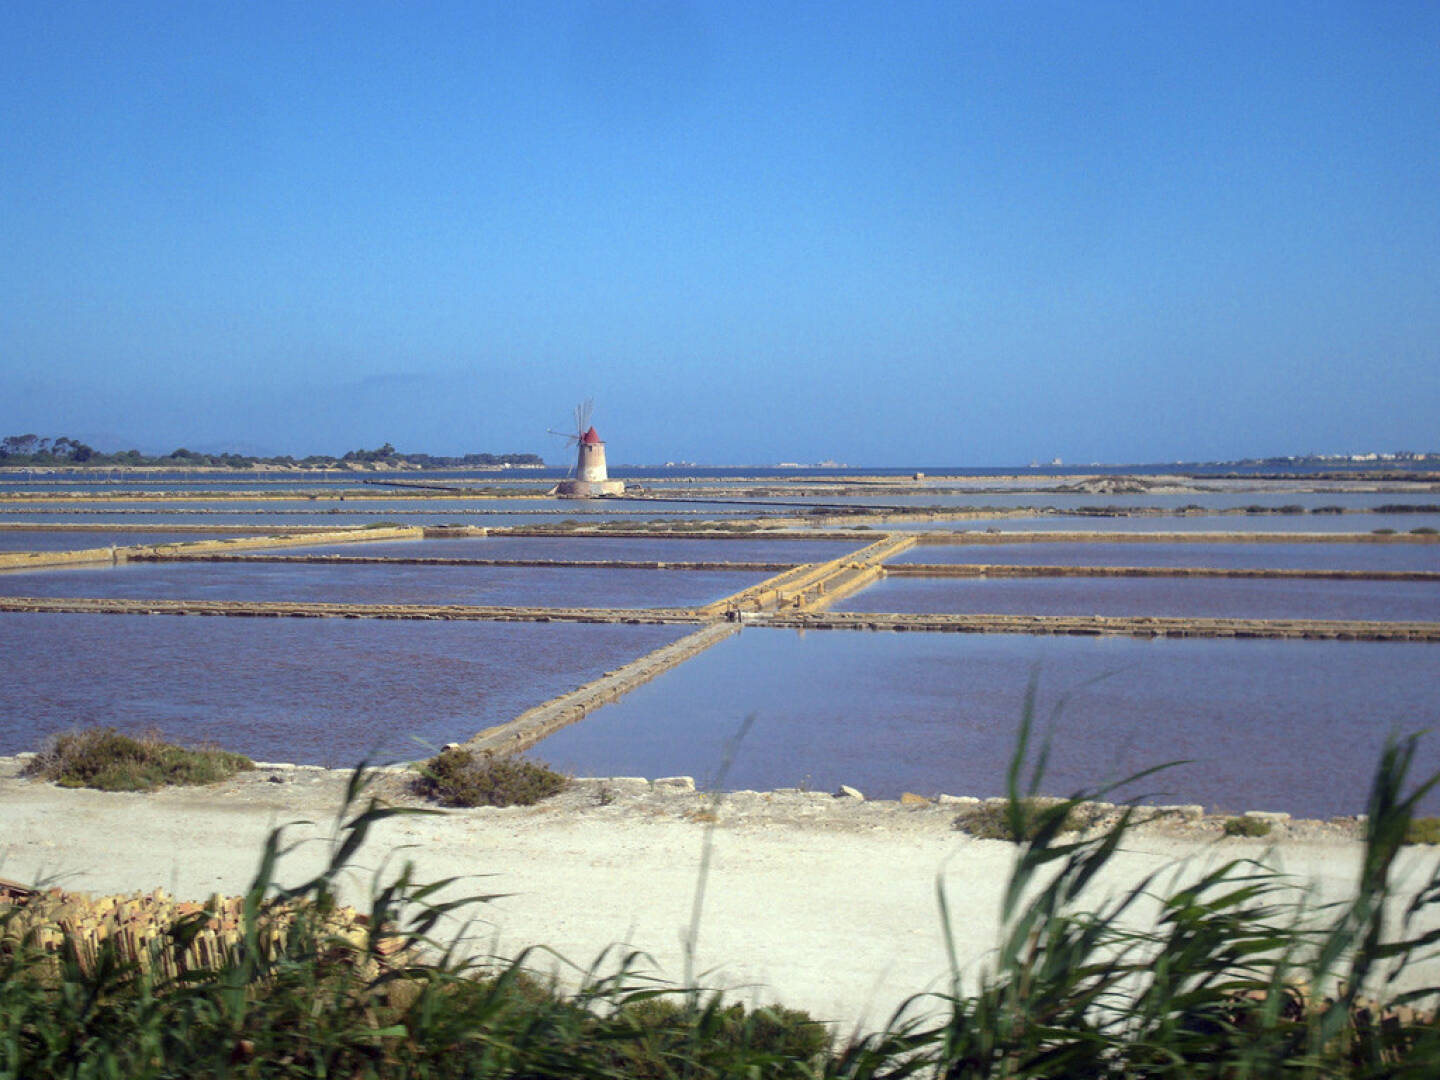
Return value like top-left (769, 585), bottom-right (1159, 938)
top-left (888, 564), bottom-right (1440, 582)
top-left (790, 534), bottom-right (918, 612)
top-left (0, 547), bottom-right (122, 572)
top-left (139, 526), bottom-right (423, 555)
top-left (788, 537), bottom-right (917, 612)
top-left (694, 533), bottom-right (914, 616)
top-left (465, 623), bottom-right (741, 755)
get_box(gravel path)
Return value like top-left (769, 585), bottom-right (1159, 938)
top-left (3, 757), bottom-right (1436, 1034)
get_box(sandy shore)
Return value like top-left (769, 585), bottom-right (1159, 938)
top-left (3, 758), bottom-right (1438, 1034)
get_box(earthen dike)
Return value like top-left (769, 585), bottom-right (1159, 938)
top-left (2, 525), bottom-right (1436, 641)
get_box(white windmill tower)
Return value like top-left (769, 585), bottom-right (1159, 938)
top-left (548, 400), bottom-right (625, 498)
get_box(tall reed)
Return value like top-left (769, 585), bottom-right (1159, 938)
top-left (3, 724), bottom-right (1439, 1077)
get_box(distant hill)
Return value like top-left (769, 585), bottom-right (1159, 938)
top-left (0, 435), bottom-right (542, 470)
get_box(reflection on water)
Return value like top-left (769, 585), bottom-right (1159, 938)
top-left (535, 630), bottom-right (1440, 817)
top-left (832, 576), bottom-right (1440, 622)
top-left (0, 614), bottom-right (687, 763)
top-left (891, 540), bottom-right (1440, 571)
top-left (0, 561), bottom-right (768, 609)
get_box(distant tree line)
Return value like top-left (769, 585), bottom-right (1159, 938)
top-left (0, 434), bottom-right (542, 469)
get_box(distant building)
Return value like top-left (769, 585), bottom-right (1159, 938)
top-left (555, 424), bottom-right (625, 498)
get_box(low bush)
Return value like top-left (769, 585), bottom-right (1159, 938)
top-left (22, 727), bottom-right (252, 792)
top-left (1405, 816), bottom-right (1440, 844)
top-left (953, 797), bottom-right (1080, 841)
top-left (1412, 526), bottom-right (1438, 535)
top-left (602, 996), bottom-right (830, 1077)
top-left (1222, 814), bottom-right (1273, 838)
top-left (413, 746), bottom-right (567, 807)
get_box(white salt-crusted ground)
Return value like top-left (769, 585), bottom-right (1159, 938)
top-left (2, 757), bottom-right (1434, 1034)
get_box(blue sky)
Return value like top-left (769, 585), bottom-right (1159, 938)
top-left (2, 1), bottom-right (1437, 466)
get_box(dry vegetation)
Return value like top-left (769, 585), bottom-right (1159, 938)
top-left (22, 727), bottom-right (252, 792)
top-left (411, 746), bottom-right (568, 808)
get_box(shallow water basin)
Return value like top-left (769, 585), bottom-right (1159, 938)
top-left (892, 540), bottom-right (1440, 572)
top-left (535, 629), bottom-right (1440, 817)
top-left (830, 575), bottom-right (1440, 622)
top-left (0, 614), bottom-right (688, 764)
top-left (0, 560), bottom-right (772, 609)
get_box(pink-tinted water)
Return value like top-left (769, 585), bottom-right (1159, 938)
top-left (0, 561), bottom-right (768, 608)
top-left (0, 614), bottom-right (687, 764)
top-left (284, 536), bottom-right (868, 562)
top-left (891, 541), bottom-right (1440, 572)
top-left (832, 576), bottom-right (1440, 622)
top-left (888, 514), bottom-right (1440, 533)
top-left (535, 630), bottom-right (1440, 817)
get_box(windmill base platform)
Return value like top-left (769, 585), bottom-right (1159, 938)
top-left (553, 478), bottom-right (626, 498)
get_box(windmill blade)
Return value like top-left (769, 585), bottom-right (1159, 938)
top-left (575, 398), bottom-right (594, 435)
top-left (547, 428), bottom-right (581, 443)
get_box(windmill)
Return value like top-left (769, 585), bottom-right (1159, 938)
top-left (548, 399), bottom-right (625, 498)
top-left (548, 399), bottom-right (595, 480)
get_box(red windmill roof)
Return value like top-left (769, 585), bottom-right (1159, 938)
top-left (580, 426), bottom-right (601, 444)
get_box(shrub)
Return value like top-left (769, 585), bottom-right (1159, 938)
top-left (1405, 816), bottom-right (1440, 844)
top-left (953, 797), bottom-right (1080, 841)
top-left (1373, 528), bottom-right (1397, 535)
top-left (602, 997), bottom-right (830, 1077)
top-left (413, 746), bottom-right (567, 807)
top-left (1412, 526), bottom-right (1438, 535)
top-left (22, 727), bottom-right (252, 792)
top-left (1223, 815), bottom-right (1274, 838)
